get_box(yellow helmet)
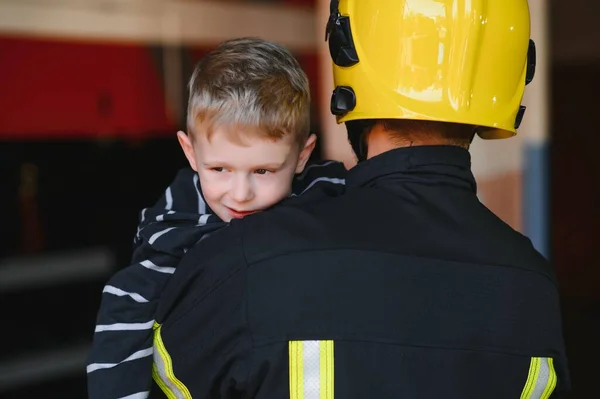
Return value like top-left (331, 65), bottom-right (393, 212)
top-left (326, 0), bottom-right (536, 139)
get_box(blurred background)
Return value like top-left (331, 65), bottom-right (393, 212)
top-left (0, 0), bottom-right (597, 397)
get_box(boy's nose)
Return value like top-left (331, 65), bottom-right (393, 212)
top-left (230, 177), bottom-right (254, 203)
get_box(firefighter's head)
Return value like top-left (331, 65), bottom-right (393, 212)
top-left (325, 0), bottom-right (536, 160)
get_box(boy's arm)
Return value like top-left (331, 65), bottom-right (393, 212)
top-left (87, 161), bottom-right (346, 398)
top-left (87, 168), bottom-right (225, 399)
top-left (132, 168), bottom-right (211, 258)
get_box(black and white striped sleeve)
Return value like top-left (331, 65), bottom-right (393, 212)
top-left (87, 168), bottom-right (224, 399)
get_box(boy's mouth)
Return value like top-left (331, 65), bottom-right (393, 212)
top-left (226, 207), bottom-right (258, 219)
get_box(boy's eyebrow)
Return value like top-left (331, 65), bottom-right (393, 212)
top-left (202, 161), bottom-right (286, 169)
top-left (254, 161), bottom-right (286, 169)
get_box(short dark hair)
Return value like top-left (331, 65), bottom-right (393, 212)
top-left (376, 119), bottom-right (476, 149)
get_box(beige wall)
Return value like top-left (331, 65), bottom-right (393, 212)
top-left (0, 0), bottom-right (316, 51)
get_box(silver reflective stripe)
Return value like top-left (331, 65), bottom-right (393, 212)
top-left (152, 326), bottom-right (191, 398)
top-left (521, 357), bottom-right (557, 399)
top-left (118, 392), bottom-right (149, 399)
top-left (303, 341), bottom-right (320, 398)
top-left (153, 342), bottom-right (186, 399)
top-left (530, 358), bottom-right (550, 399)
top-left (531, 358), bottom-right (556, 399)
top-left (289, 340), bottom-right (334, 399)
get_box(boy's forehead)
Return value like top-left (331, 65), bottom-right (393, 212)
top-left (195, 122), bottom-right (293, 145)
top-left (197, 126), bottom-right (297, 164)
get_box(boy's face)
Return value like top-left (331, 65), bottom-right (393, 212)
top-left (178, 126), bottom-right (316, 222)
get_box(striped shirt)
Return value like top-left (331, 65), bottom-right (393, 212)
top-left (86, 161), bottom-right (347, 399)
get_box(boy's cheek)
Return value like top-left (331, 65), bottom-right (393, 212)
top-left (197, 176), bottom-right (222, 203)
top-left (260, 175), bottom-right (294, 204)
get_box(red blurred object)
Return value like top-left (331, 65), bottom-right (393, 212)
top-left (0, 36), bottom-right (320, 140)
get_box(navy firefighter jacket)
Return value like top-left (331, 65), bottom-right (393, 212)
top-left (150, 145), bottom-right (570, 399)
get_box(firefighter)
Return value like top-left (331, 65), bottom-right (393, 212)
top-left (150, 1), bottom-right (570, 397)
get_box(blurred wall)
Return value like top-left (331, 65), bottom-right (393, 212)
top-left (0, 0), bottom-right (318, 139)
top-left (0, 1), bottom-right (320, 396)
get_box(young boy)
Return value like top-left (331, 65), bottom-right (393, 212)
top-left (87, 37), bottom-right (347, 399)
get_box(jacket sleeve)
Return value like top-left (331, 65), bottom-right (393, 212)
top-left (150, 222), bottom-right (251, 399)
top-left (86, 168), bottom-right (225, 399)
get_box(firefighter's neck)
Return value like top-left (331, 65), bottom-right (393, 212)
top-left (365, 123), bottom-right (464, 159)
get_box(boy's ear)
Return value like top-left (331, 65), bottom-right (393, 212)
top-left (177, 131), bottom-right (198, 171)
top-left (295, 133), bottom-right (317, 174)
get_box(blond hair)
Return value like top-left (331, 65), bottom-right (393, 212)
top-left (187, 37), bottom-right (310, 145)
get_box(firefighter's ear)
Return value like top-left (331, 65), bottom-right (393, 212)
top-left (296, 134), bottom-right (317, 174)
top-left (177, 131), bottom-right (198, 172)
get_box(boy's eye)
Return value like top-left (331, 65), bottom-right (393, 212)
top-left (254, 169), bottom-right (269, 175)
top-left (211, 167), bottom-right (224, 172)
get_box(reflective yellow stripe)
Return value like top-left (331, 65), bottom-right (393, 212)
top-left (152, 323), bottom-right (192, 399)
top-left (521, 357), bottom-right (557, 399)
top-left (289, 340), bottom-right (334, 399)
top-left (521, 357), bottom-right (540, 399)
top-left (289, 341), bottom-right (305, 399)
top-left (319, 340), bottom-right (334, 399)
